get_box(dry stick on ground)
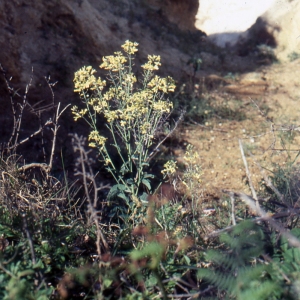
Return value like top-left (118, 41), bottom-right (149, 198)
top-left (205, 199), bottom-right (291, 239)
top-left (18, 163), bottom-right (50, 174)
top-left (72, 134), bottom-right (109, 260)
top-left (239, 139), bottom-right (259, 210)
top-left (207, 190), bottom-right (300, 249)
top-left (240, 192), bottom-right (300, 249)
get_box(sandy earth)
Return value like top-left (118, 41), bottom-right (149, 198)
top-left (177, 58), bottom-right (300, 201)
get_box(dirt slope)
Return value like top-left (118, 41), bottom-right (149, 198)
top-left (177, 59), bottom-right (300, 200)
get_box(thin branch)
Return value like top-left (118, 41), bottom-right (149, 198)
top-left (13, 69), bottom-right (33, 150)
top-left (72, 134), bottom-right (109, 260)
top-left (239, 139), bottom-right (259, 210)
top-left (206, 190), bottom-right (300, 239)
top-left (239, 192), bottom-right (300, 249)
top-left (0, 263), bottom-right (17, 279)
top-left (18, 163), bottom-right (50, 173)
top-left (237, 191), bottom-right (300, 248)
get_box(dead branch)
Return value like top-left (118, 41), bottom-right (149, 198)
top-left (207, 190), bottom-right (300, 250)
top-left (239, 139), bottom-right (259, 210)
top-left (72, 134), bottom-right (109, 260)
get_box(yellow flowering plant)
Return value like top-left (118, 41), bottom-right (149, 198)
top-left (182, 144), bottom-right (202, 216)
top-left (161, 160), bottom-right (178, 179)
top-left (72, 40), bottom-right (176, 219)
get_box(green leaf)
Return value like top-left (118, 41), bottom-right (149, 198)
top-left (103, 279), bottom-right (113, 288)
top-left (183, 255), bottom-right (191, 265)
top-left (107, 184), bottom-right (128, 202)
top-left (118, 192), bottom-right (129, 201)
top-left (139, 192), bottom-right (149, 203)
top-left (142, 179), bottom-right (151, 191)
top-left (0, 224), bottom-right (16, 238)
top-left (126, 178), bottom-right (134, 185)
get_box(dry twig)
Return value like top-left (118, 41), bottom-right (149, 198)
top-left (72, 134), bottom-right (109, 260)
top-left (207, 190), bottom-right (300, 250)
top-left (239, 139), bottom-right (259, 210)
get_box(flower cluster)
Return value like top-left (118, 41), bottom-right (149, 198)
top-left (183, 144), bottom-right (200, 165)
top-left (183, 144), bottom-right (202, 186)
top-left (147, 75), bottom-right (176, 93)
top-left (88, 130), bottom-right (107, 150)
top-left (161, 160), bottom-right (178, 177)
top-left (142, 55), bottom-right (161, 71)
top-left (100, 52), bottom-right (127, 72)
top-left (121, 40), bottom-right (139, 55)
top-left (74, 66), bottom-right (106, 95)
top-left (72, 40), bottom-right (175, 140)
top-left (71, 106), bottom-right (88, 121)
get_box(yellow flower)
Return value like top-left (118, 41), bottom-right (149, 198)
top-left (147, 75), bottom-right (176, 93)
top-left (121, 40), bottom-right (139, 54)
top-left (142, 55), bottom-right (161, 71)
top-left (163, 76), bottom-right (176, 93)
top-left (74, 66), bottom-right (104, 94)
top-left (103, 87), bottom-right (117, 101)
top-left (122, 73), bottom-right (137, 89)
top-left (105, 158), bottom-right (112, 165)
top-left (161, 160), bottom-right (177, 176)
top-left (88, 130), bottom-right (107, 149)
top-left (152, 100), bottom-right (173, 113)
top-left (71, 106), bottom-right (88, 121)
top-left (140, 122), bottom-right (151, 134)
top-left (120, 120), bottom-right (127, 127)
top-left (182, 144), bottom-right (202, 188)
top-left (100, 52), bottom-right (127, 72)
top-left (89, 98), bottom-right (108, 113)
top-left (184, 144), bottom-right (199, 165)
top-left (104, 110), bottom-right (121, 123)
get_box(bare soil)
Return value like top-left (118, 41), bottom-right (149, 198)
top-left (176, 59), bottom-right (300, 201)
